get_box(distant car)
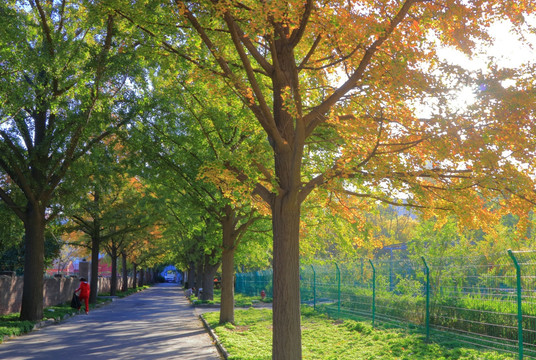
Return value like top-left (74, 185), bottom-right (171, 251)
top-left (165, 274), bottom-right (175, 282)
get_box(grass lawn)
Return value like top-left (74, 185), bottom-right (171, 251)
top-left (191, 289), bottom-right (272, 307)
top-left (0, 285), bottom-right (150, 341)
top-left (202, 307), bottom-right (516, 360)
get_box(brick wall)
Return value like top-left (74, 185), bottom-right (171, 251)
top-left (0, 275), bottom-right (135, 315)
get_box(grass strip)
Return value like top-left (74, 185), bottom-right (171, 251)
top-left (191, 289), bottom-right (272, 307)
top-left (202, 306), bottom-right (516, 360)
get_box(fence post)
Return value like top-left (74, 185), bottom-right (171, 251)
top-left (311, 265), bottom-right (316, 311)
top-left (508, 249), bottom-right (523, 360)
top-left (389, 256), bottom-right (394, 292)
top-left (369, 259), bottom-right (376, 327)
top-left (253, 272), bottom-right (256, 294)
top-left (421, 256), bottom-right (430, 343)
top-left (335, 263), bottom-right (341, 319)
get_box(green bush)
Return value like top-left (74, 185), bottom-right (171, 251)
top-left (344, 320), bottom-right (373, 334)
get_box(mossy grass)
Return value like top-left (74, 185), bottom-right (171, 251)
top-left (0, 303), bottom-right (94, 340)
top-left (190, 289), bottom-right (272, 307)
top-left (0, 285), bottom-right (151, 342)
top-left (202, 306), bottom-right (516, 360)
top-left (0, 313), bottom-right (35, 339)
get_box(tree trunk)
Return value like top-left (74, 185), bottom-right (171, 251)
top-left (20, 201), bottom-right (46, 321)
top-left (270, 38), bottom-right (304, 359)
top-left (272, 197), bottom-right (302, 360)
top-left (219, 247), bottom-right (235, 323)
top-left (138, 268), bottom-right (145, 287)
top-left (90, 231), bottom-right (100, 304)
top-left (110, 245), bottom-right (118, 296)
top-left (187, 264), bottom-right (195, 289)
top-left (90, 191), bottom-right (101, 304)
top-left (132, 264), bottom-right (137, 289)
top-left (121, 251), bottom-right (128, 292)
top-left (220, 208), bottom-right (236, 324)
top-left (200, 257), bottom-right (219, 301)
top-left (195, 261), bottom-right (203, 296)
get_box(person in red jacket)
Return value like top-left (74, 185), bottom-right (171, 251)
top-left (75, 278), bottom-right (90, 315)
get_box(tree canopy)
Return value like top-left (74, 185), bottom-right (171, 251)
top-left (0, 0), bottom-right (144, 320)
top-left (114, 1), bottom-right (536, 357)
top-left (1, 1), bottom-right (535, 358)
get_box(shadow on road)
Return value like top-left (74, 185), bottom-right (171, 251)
top-left (0, 283), bottom-right (222, 360)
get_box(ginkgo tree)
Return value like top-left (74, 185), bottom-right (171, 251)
top-left (63, 138), bottom-right (161, 303)
top-left (126, 77), bottom-right (269, 323)
top-left (0, 1), bottom-right (144, 321)
top-left (116, 1), bottom-right (536, 358)
top-left (468, 62), bottom-right (536, 227)
top-left (124, 222), bottom-right (167, 287)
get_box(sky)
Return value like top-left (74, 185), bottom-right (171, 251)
top-left (408, 18), bottom-right (536, 118)
top-left (438, 18), bottom-right (536, 93)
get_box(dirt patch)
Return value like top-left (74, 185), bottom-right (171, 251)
top-left (233, 325), bottom-right (249, 332)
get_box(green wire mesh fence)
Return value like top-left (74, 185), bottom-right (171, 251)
top-left (235, 268), bottom-right (273, 298)
top-left (235, 250), bottom-right (536, 359)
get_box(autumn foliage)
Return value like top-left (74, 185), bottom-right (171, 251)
top-left (2, 0), bottom-right (536, 357)
top-left (109, 0), bottom-right (536, 358)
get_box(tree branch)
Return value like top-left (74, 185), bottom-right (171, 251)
top-left (289, 0), bottom-right (313, 47)
top-left (177, 2), bottom-right (287, 151)
top-left (298, 35), bottom-right (322, 71)
top-left (303, 0), bottom-right (418, 136)
top-left (0, 187), bottom-right (25, 220)
top-left (341, 189), bottom-right (452, 211)
top-left (222, 12), bottom-right (285, 149)
top-left (34, 0), bottom-right (55, 57)
top-left (13, 116), bottom-right (33, 152)
top-left (234, 24), bottom-right (272, 74)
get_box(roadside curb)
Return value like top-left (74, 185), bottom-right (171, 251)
top-left (199, 314), bottom-right (230, 360)
top-left (33, 319), bottom-right (56, 330)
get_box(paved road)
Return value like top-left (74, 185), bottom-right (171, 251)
top-left (0, 283), bottom-right (222, 360)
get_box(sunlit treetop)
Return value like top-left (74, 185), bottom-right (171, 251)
top-left (116, 0), bottom-right (536, 229)
top-left (130, 0), bottom-right (536, 226)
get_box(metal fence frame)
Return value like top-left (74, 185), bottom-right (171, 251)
top-left (235, 249), bottom-right (536, 359)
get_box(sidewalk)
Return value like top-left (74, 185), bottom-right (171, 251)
top-left (0, 283), bottom-right (222, 360)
